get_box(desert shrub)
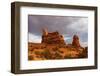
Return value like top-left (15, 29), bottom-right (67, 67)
top-left (36, 55), bottom-right (41, 58)
top-left (54, 52), bottom-right (62, 59)
top-left (34, 51), bottom-right (41, 55)
top-left (51, 47), bottom-right (63, 59)
top-left (64, 54), bottom-right (72, 59)
top-left (78, 47), bottom-right (88, 58)
top-left (39, 47), bottom-right (64, 59)
top-left (35, 47), bottom-right (39, 49)
top-left (40, 46), bottom-right (46, 49)
top-left (34, 51), bottom-right (45, 59)
top-left (28, 47), bottom-right (34, 51)
top-left (41, 49), bottom-right (52, 59)
top-left (52, 47), bottom-right (61, 53)
top-left (28, 55), bottom-right (33, 60)
top-left (58, 50), bottom-right (63, 53)
top-left (52, 47), bottom-right (58, 51)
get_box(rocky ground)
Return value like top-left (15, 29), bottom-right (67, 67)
top-left (28, 43), bottom-right (88, 60)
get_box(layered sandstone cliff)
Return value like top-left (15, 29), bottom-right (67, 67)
top-left (41, 28), bottom-right (66, 45)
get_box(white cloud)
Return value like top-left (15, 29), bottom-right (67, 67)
top-left (80, 41), bottom-right (88, 47)
top-left (28, 33), bottom-right (41, 43)
top-left (64, 35), bottom-right (71, 40)
top-left (67, 18), bottom-right (88, 33)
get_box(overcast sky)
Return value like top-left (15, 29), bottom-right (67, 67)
top-left (28, 15), bottom-right (88, 47)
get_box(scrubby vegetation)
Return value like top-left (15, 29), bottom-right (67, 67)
top-left (28, 43), bottom-right (88, 60)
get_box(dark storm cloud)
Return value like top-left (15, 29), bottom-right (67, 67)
top-left (28, 15), bottom-right (88, 44)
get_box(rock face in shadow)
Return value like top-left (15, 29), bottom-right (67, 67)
top-left (72, 35), bottom-right (81, 47)
top-left (41, 28), bottom-right (66, 45)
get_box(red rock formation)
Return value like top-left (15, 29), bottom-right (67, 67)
top-left (41, 29), bottom-right (66, 44)
top-left (72, 35), bottom-right (81, 47)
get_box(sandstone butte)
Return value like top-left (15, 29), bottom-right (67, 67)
top-left (28, 28), bottom-right (88, 60)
